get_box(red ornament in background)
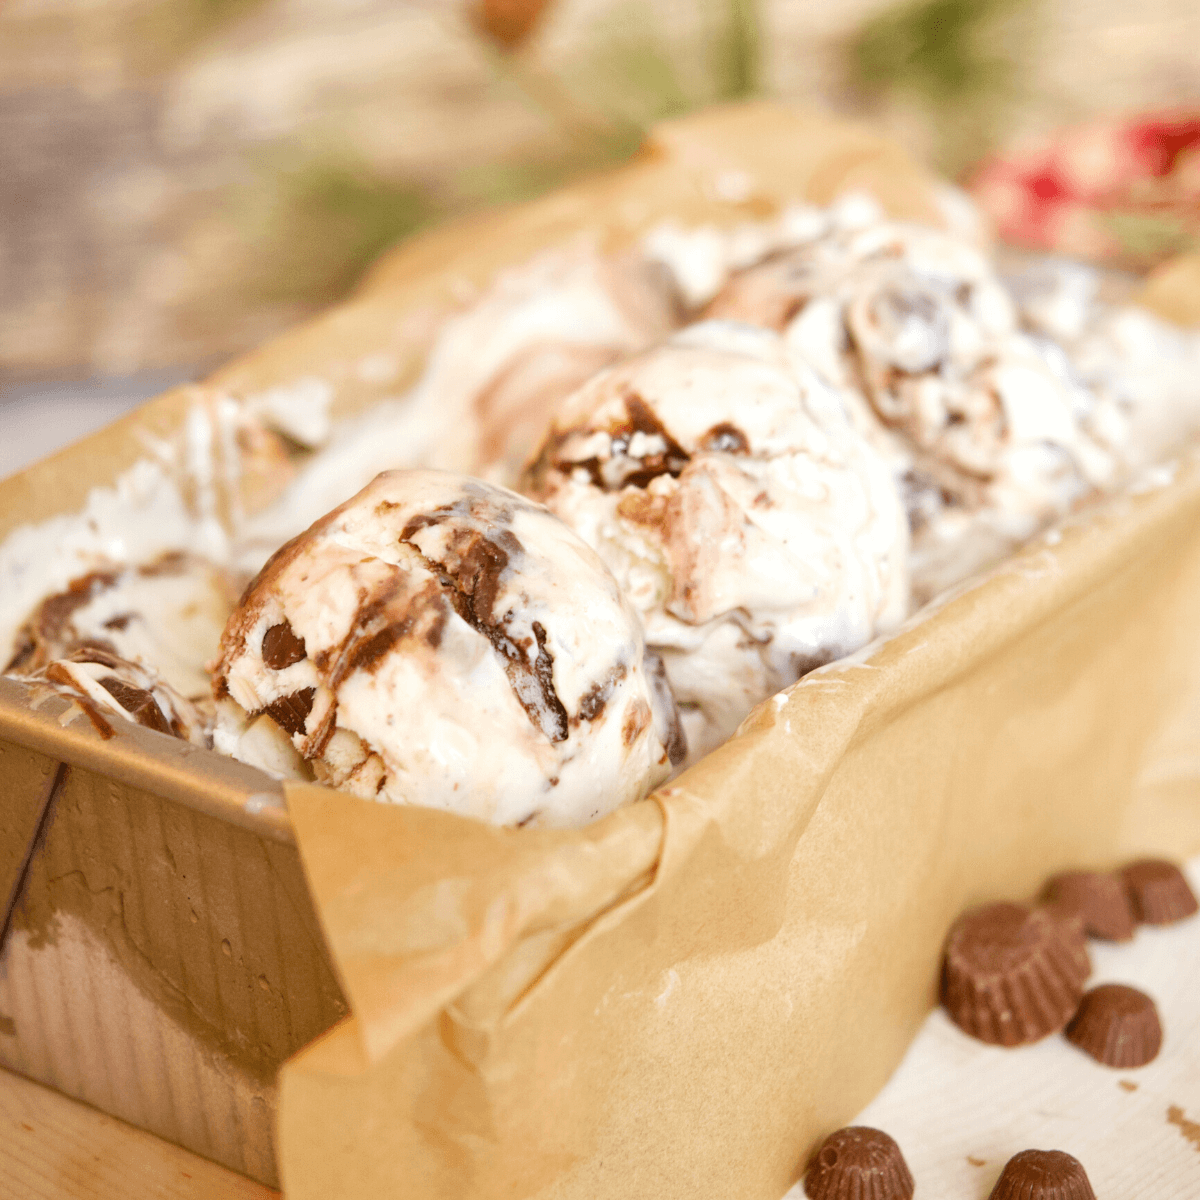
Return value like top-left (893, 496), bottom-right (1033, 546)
top-left (1130, 117), bottom-right (1200, 178)
top-left (470, 0), bottom-right (555, 50)
top-left (969, 109), bottom-right (1200, 268)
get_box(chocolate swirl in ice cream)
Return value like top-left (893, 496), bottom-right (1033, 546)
top-left (5, 551), bottom-right (236, 702)
top-left (708, 222), bottom-right (1132, 602)
top-left (23, 644), bottom-right (212, 747)
top-left (524, 320), bottom-right (910, 760)
top-left (212, 470), bottom-right (681, 827)
top-left (412, 250), bottom-right (684, 485)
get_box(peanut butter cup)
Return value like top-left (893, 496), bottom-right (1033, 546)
top-left (1120, 859), bottom-right (1199, 925)
top-left (941, 902), bottom-right (1090, 1046)
top-left (1044, 871), bottom-right (1135, 941)
top-left (1066, 983), bottom-right (1162, 1068)
top-left (988, 1149), bottom-right (1095, 1200)
top-left (804, 1127), bottom-right (914, 1200)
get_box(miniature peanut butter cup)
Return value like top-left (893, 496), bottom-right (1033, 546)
top-left (1065, 983), bottom-right (1162, 1068)
top-left (1120, 859), bottom-right (1198, 925)
top-left (1045, 870), bottom-right (1135, 941)
top-left (804, 1127), bottom-right (913, 1200)
top-left (988, 1149), bottom-right (1095, 1200)
top-left (941, 902), bottom-right (1090, 1046)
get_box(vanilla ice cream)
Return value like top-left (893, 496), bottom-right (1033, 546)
top-left (708, 221), bottom-right (1130, 601)
top-left (23, 645), bottom-right (212, 747)
top-left (212, 470), bottom-right (683, 827)
top-left (523, 320), bottom-right (910, 760)
top-left (415, 248), bottom-right (681, 485)
top-left (5, 551), bottom-right (236, 701)
top-left (230, 248), bottom-right (683, 572)
top-left (1006, 256), bottom-right (1200, 476)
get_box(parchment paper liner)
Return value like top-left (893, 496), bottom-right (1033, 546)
top-left (2, 102), bottom-right (1197, 1197)
top-left (278, 443), bottom-right (1200, 1199)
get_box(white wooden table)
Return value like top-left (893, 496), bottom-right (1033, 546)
top-left (0, 1068), bottom-right (278, 1200)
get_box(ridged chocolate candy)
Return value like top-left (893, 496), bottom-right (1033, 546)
top-left (941, 902), bottom-right (1091, 1046)
top-left (1120, 859), bottom-right (1199, 925)
top-left (988, 1149), bottom-right (1095, 1200)
top-left (1066, 983), bottom-right (1163, 1068)
top-left (804, 1127), bottom-right (914, 1200)
top-left (1045, 870), bottom-right (1135, 941)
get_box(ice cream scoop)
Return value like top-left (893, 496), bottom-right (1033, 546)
top-left (708, 221), bottom-right (1127, 602)
top-left (5, 551), bottom-right (236, 701)
top-left (212, 469), bottom-right (683, 828)
top-left (230, 249), bottom-right (683, 575)
top-left (1007, 256), bottom-right (1200, 476)
top-left (416, 248), bottom-right (682, 485)
top-left (24, 645), bottom-right (212, 747)
top-left (522, 320), bottom-right (910, 760)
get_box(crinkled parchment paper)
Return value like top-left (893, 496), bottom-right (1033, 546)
top-left (276, 128), bottom-right (1200, 1193)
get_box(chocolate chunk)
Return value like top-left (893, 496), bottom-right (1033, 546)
top-left (97, 676), bottom-right (173, 735)
top-left (987, 1149), bottom-right (1095, 1200)
top-left (1066, 984), bottom-right (1163, 1068)
top-left (576, 664), bottom-right (627, 724)
top-left (400, 511), bottom-right (570, 743)
top-left (644, 650), bottom-right (686, 766)
top-left (624, 393), bottom-right (689, 465)
top-left (262, 688), bottom-right (316, 738)
top-left (43, 663), bottom-right (117, 738)
top-left (527, 621), bottom-right (569, 743)
top-left (262, 620), bottom-right (307, 670)
top-left (76, 699), bottom-right (117, 739)
top-left (64, 645), bottom-right (124, 671)
top-left (138, 550), bottom-right (189, 577)
top-left (700, 422), bottom-right (749, 455)
top-left (345, 620), bottom-right (409, 675)
top-left (577, 679), bottom-right (610, 723)
top-left (3, 628), bottom-right (37, 673)
top-left (37, 569), bottom-right (119, 641)
top-left (1120, 859), bottom-right (1199, 925)
top-left (449, 524), bottom-right (522, 627)
top-left (1045, 871), bottom-right (1135, 941)
top-left (5, 567), bottom-right (120, 674)
top-left (620, 698), bottom-right (650, 747)
top-left (941, 902), bottom-right (1091, 1046)
top-left (803, 1127), bottom-right (913, 1200)
top-left (553, 392), bottom-right (692, 491)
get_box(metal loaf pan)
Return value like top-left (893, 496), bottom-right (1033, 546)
top-left (2, 102), bottom-right (1169, 1190)
top-left (0, 678), bottom-right (346, 1186)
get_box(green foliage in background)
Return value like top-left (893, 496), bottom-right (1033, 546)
top-left (463, 0), bottom-right (761, 211)
top-left (847, 0), bottom-right (1038, 173)
top-left (1104, 211), bottom-right (1198, 263)
top-left (252, 1), bottom-right (765, 303)
top-left (249, 158), bottom-right (434, 302)
top-left (708, 0), bottom-right (760, 101)
top-left (852, 0), bottom-right (1019, 101)
top-left (571, 0), bottom-right (762, 122)
top-left (571, 0), bottom-right (696, 132)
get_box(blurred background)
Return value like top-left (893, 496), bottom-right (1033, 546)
top-left (2, 0), bottom-right (1199, 475)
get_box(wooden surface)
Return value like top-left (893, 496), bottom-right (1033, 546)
top-left (0, 1068), bottom-right (279, 1199)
